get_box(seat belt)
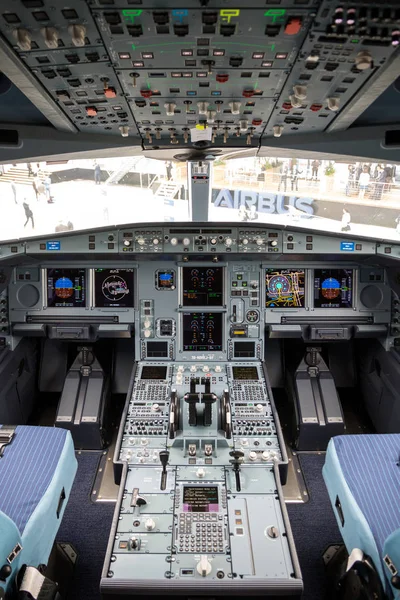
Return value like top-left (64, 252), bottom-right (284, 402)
top-left (18, 566), bottom-right (61, 600)
top-left (0, 426), bottom-right (16, 458)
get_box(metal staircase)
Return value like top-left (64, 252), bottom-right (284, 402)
top-left (0, 166), bottom-right (49, 186)
top-left (155, 181), bottom-right (181, 199)
top-left (104, 156), bottom-right (143, 185)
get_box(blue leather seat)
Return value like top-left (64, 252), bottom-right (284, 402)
top-left (323, 434), bottom-right (400, 598)
top-left (0, 425), bottom-right (77, 595)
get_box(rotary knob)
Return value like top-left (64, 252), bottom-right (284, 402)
top-left (215, 365), bottom-right (222, 373)
top-left (269, 240), bottom-right (278, 247)
top-left (196, 467), bottom-right (206, 478)
top-left (151, 404), bottom-right (160, 412)
top-left (153, 238), bottom-right (159, 245)
top-left (183, 237), bottom-right (190, 246)
top-left (202, 365), bottom-right (209, 372)
top-left (225, 237), bottom-right (233, 246)
top-left (170, 237), bottom-right (178, 246)
top-left (144, 518), bottom-right (156, 531)
top-left (255, 404), bottom-right (264, 412)
top-left (13, 28), bottom-right (32, 51)
top-left (327, 97), bottom-right (340, 112)
top-left (256, 238), bottom-right (264, 246)
top-left (140, 438), bottom-right (148, 446)
top-left (262, 451), bottom-right (271, 461)
top-left (273, 125), bottom-right (283, 138)
top-left (293, 84), bottom-right (307, 100)
top-left (242, 238), bottom-right (249, 245)
top-left (355, 50), bottom-right (372, 70)
top-left (178, 365), bottom-right (184, 372)
top-left (136, 238), bottom-right (144, 246)
top-left (190, 365), bottom-right (197, 373)
top-left (144, 330), bottom-right (152, 338)
top-left (210, 238), bottom-right (217, 245)
top-left (241, 439), bottom-right (249, 447)
top-left (249, 451), bottom-right (258, 461)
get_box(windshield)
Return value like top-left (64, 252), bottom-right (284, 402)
top-left (1, 155), bottom-right (400, 242)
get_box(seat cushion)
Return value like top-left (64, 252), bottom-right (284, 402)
top-left (0, 426), bottom-right (72, 533)
top-left (0, 425), bottom-right (77, 593)
top-left (323, 434), bottom-right (400, 596)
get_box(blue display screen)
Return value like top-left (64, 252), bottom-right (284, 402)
top-left (340, 242), bottom-right (355, 252)
top-left (46, 241), bottom-right (60, 251)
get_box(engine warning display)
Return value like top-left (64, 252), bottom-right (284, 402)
top-left (265, 269), bottom-right (305, 308)
top-left (47, 268), bottom-right (86, 308)
top-left (94, 268), bottom-right (134, 308)
top-left (182, 312), bottom-right (223, 352)
top-left (183, 486), bottom-right (219, 512)
top-left (182, 267), bottom-right (223, 307)
top-left (314, 269), bottom-right (353, 308)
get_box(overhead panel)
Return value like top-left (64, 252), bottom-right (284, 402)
top-left (0, 0), bottom-right (399, 148)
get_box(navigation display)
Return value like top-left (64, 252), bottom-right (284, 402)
top-left (47, 268), bottom-right (86, 308)
top-left (265, 269), bottom-right (305, 308)
top-left (182, 312), bottom-right (223, 352)
top-left (183, 486), bottom-right (219, 512)
top-left (314, 269), bottom-right (353, 309)
top-left (94, 268), bottom-right (134, 308)
top-left (182, 267), bottom-right (223, 307)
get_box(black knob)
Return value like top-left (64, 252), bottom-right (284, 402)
top-left (391, 575), bottom-right (400, 589)
top-left (0, 564), bottom-right (11, 581)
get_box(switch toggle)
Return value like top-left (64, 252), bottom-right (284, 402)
top-left (41, 27), bottom-right (59, 49)
top-left (13, 28), bottom-right (31, 51)
top-left (68, 24), bottom-right (86, 47)
top-left (197, 555), bottom-right (212, 577)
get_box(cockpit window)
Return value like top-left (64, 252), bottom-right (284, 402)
top-left (0, 158), bottom-right (189, 241)
top-left (1, 155), bottom-right (400, 242)
top-left (211, 156), bottom-right (400, 242)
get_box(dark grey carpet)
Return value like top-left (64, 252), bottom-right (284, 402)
top-left (287, 454), bottom-right (342, 600)
top-left (57, 452), bottom-right (115, 600)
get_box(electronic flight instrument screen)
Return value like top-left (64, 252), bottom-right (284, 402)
top-left (182, 312), bottom-right (223, 352)
top-left (182, 267), bottom-right (224, 307)
top-left (47, 268), bottom-right (86, 308)
top-left (314, 269), bottom-right (353, 308)
top-left (183, 486), bottom-right (219, 513)
top-left (265, 269), bottom-right (305, 308)
top-left (94, 268), bottom-right (134, 308)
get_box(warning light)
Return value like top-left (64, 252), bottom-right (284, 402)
top-left (252, 118), bottom-right (262, 126)
top-left (140, 89), bottom-right (153, 98)
top-left (86, 106), bottom-right (97, 116)
top-left (242, 89), bottom-right (255, 98)
top-left (104, 86), bottom-right (117, 98)
top-left (216, 73), bottom-right (229, 83)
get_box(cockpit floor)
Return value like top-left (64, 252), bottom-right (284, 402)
top-left (287, 453), bottom-right (341, 600)
top-left (56, 452), bottom-right (114, 600)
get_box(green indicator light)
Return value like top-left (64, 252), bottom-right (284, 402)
top-left (351, 38), bottom-right (359, 43)
top-left (264, 8), bottom-right (286, 23)
top-left (122, 9), bottom-right (143, 24)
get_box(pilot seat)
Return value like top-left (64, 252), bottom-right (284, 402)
top-left (0, 425), bottom-right (77, 598)
top-left (323, 434), bottom-right (400, 599)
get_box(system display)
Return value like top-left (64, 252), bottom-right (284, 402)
top-left (183, 486), bottom-right (219, 512)
top-left (182, 267), bottom-right (223, 307)
top-left (182, 312), bottom-right (223, 352)
top-left (232, 366), bottom-right (259, 380)
top-left (47, 268), bottom-right (86, 308)
top-left (156, 270), bottom-right (175, 290)
top-left (265, 269), bottom-right (305, 308)
top-left (94, 268), bottom-right (134, 308)
top-left (314, 269), bottom-right (353, 308)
